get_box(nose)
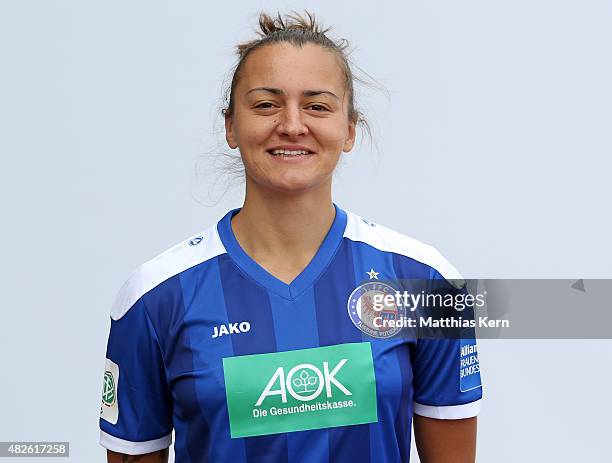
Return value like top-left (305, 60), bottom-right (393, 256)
top-left (275, 104), bottom-right (308, 138)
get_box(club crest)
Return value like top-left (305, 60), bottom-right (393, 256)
top-left (347, 282), bottom-right (405, 338)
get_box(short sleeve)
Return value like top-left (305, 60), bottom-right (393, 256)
top-left (411, 270), bottom-right (483, 419)
top-left (99, 298), bottom-right (174, 455)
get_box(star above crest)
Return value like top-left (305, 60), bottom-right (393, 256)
top-left (367, 268), bottom-right (379, 280)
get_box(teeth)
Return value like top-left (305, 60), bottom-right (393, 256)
top-left (270, 149), bottom-right (310, 155)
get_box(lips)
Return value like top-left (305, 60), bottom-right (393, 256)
top-left (267, 150), bottom-right (313, 156)
top-left (266, 145), bottom-right (316, 154)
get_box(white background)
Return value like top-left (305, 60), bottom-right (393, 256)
top-left (1, 0), bottom-right (611, 461)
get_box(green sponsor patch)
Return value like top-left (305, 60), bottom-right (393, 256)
top-left (223, 342), bottom-right (378, 438)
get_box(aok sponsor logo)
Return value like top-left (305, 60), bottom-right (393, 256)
top-left (223, 343), bottom-right (378, 438)
top-left (252, 360), bottom-right (353, 417)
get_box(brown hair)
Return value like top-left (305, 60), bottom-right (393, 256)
top-left (222, 10), bottom-right (371, 138)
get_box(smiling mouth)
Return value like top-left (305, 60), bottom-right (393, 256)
top-left (267, 149), bottom-right (315, 157)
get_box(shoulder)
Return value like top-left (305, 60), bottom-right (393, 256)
top-left (110, 220), bottom-right (226, 321)
top-left (343, 209), bottom-right (465, 284)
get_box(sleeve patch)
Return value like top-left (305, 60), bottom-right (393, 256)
top-left (459, 337), bottom-right (482, 392)
top-left (100, 358), bottom-right (119, 424)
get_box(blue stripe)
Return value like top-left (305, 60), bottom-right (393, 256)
top-left (392, 252), bottom-right (428, 461)
top-left (347, 241), bottom-right (404, 462)
top-left (145, 274), bottom-right (210, 463)
top-left (315, 240), bottom-right (365, 345)
top-left (103, 299), bottom-right (173, 444)
top-left (347, 240), bottom-right (396, 288)
top-left (268, 288), bottom-right (320, 352)
top-left (368, 338), bottom-right (404, 462)
top-left (179, 258), bottom-right (247, 463)
top-left (219, 254), bottom-right (289, 463)
top-left (268, 288), bottom-right (330, 463)
top-left (315, 240), bottom-right (370, 463)
top-left (394, 344), bottom-right (413, 462)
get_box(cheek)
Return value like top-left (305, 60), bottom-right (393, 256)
top-left (313, 114), bottom-right (346, 135)
top-left (235, 114), bottom-right (275, 144)
top-left (317, 126), bottom-right (347, 152)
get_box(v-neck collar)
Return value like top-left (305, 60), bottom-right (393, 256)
top-left (216, 203), bottom-right (347, 300)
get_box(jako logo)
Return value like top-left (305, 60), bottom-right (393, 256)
top-left (255, 360), bottom-right (351, 406)
top-left (212, 322), bottom-right (250, 338)
top-left (189, 236), bottom-right (203, 246)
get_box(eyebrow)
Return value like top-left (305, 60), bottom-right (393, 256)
top-left (246, 87), bottom-right (340, 101)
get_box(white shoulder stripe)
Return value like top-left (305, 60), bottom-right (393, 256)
top-left (343, 210), bottom-right (464, 282)
top-left (110, 224), bottom-right (226, 321)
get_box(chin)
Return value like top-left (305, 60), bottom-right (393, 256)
top-left (270, 181), bottom-right (319, 194)
top-left (265, 175), bottom-right (327, 194)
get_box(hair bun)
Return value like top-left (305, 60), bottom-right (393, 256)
top-left (257, 10), bottom-right (331, 37)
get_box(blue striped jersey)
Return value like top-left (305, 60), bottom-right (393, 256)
top-left (99, 204), bottom-right (482, 462)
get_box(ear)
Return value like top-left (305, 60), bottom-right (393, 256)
top-left (342, 119), bottom-right (357, 153)
top-left (224, 112), bottom-right (238, 150)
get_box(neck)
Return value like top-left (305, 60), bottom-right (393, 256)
top-left (230, 182), bottom-right (336, 283)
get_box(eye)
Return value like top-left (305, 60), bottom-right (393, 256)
top-left (254, 102), bottom-right (276, 109)
top-left (307, 104), bottom-right (329, 112)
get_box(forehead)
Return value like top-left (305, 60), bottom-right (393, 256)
top-left (238, 43), bottom-right (346, 95)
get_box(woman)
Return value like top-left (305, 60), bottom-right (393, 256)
top-left (100, 10), bottom-right (482, 463)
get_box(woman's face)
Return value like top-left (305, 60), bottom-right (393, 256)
top-left (225, 43), bottom-right (356, 194)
